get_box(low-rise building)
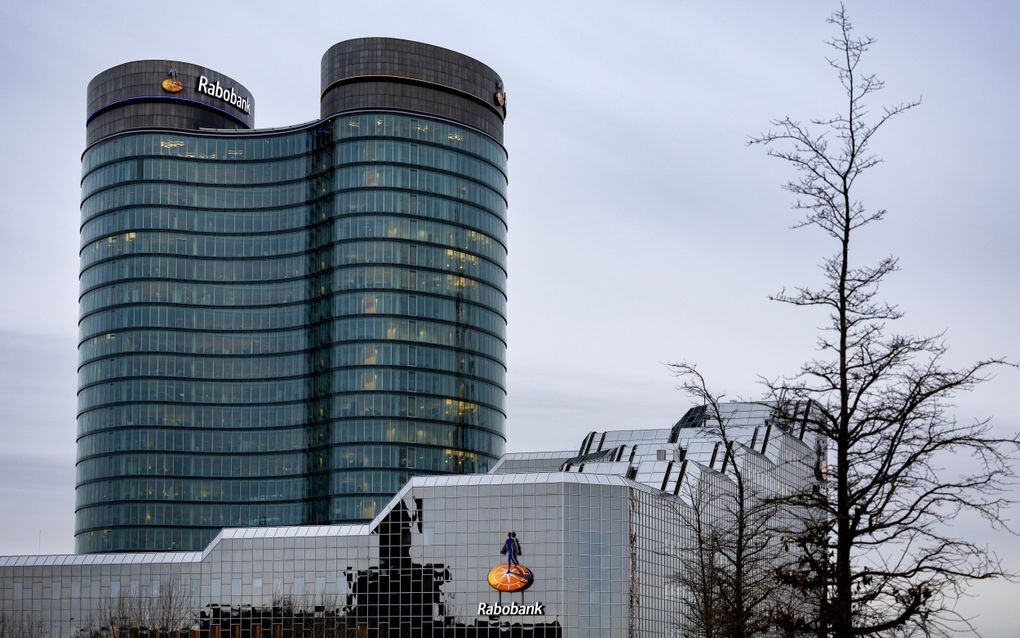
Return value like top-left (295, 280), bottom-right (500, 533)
top-left (0, 402), bottom-right (823, 637)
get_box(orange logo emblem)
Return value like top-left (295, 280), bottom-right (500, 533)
top-left (162, 67), bottom-right (182, 93)
top-left (161, 78), bottom-right (183, 93)
top-left (487, 564), bottom-right (534, 592)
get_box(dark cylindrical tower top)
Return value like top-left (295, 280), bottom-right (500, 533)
top-left (320, 38), bottom-right (506, 142)
top-left (86, 60), bottom-right (255, 146)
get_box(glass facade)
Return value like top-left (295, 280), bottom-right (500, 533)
top-left (77, 112), bottom-right (508, 552)
top-left (6, 475), bottom-right (670, 637)
top-left (7, 403), bottom-right (824, 636)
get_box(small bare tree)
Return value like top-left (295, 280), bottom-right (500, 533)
top-left (668, 363), bottom-right (797, 637)
top-left (88, 576), bottom-right (193, 636)
top-left (746, 5), bottom-right (1018, 636)
top-left (669, 469), bottom-right (725, 637)
top-left (147, 575), bottom-right (193, 631)
top-left (0, 611), bottom-right (47, 638)
top-left (99, 589), bottom-right (145, 635)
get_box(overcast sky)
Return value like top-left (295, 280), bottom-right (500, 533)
top-left (0, 0), bottom-right (1017, 633)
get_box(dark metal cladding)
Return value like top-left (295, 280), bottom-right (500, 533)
top-left (321, 38), bottom-right (506, 143)
top-left (86, 60), bottom-right (255, 146)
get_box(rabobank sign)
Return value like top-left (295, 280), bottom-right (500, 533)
top-left (478, 531), bottom-right (545, 616)
top-left (477, 601), bottom-right (545, 616)
top-left (196, 76), bottom-right (251, 114)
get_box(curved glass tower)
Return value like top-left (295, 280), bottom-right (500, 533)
top-left (77, 40), bottom-right (508, 552)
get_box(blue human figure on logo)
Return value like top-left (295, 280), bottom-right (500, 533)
top-left (502, 531), bottom-right (521, 574)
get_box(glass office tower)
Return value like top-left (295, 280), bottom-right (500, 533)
top-left (77, 40), bottom-right (508, 552)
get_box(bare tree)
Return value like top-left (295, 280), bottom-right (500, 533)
top-left (147, 575), bottom-right (193, 632)
top-left (668, 469), bottom-right (725, 637)
top-left (98, 590), bottom-right (145, 635)
top-left (0, 611), bottom-right (47, 638)
top-left (746, 5), bottom-right (1018, 636)
top-left (88, 576), bottom-right (193, 636)
top-left (668, 364), bottom-right (800, 637)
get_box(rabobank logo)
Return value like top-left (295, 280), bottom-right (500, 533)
top-left (487, 563), bottom-right (534, 593)
top-left (495, 80), bottom-right (506, 108)
top-left (161, 67), bottom-right (183, 93)
top-left (196, 75), bottom-right (251, 114)
top-left (486, 531), bottom-right (534, 593)
top-left (477, 601), bottom-right (544, 615)
top-left (479, 531), bottom-right (544, 617)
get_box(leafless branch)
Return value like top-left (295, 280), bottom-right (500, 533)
top-left (747, 5), bottom-right (1018, 637)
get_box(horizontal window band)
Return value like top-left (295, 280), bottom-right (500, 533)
top-left (76, 389), bottom-right (508, 419)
